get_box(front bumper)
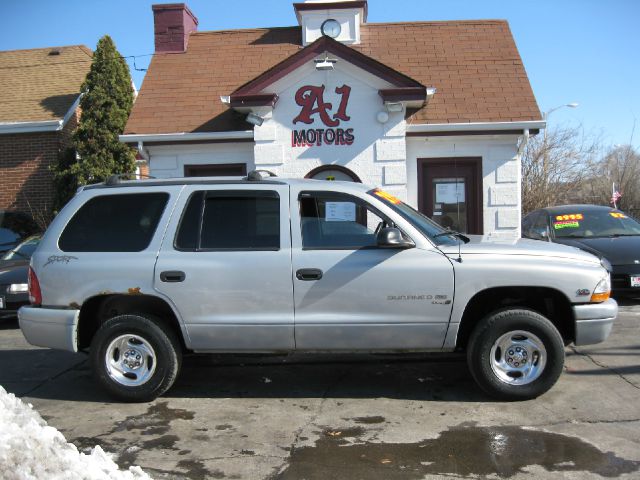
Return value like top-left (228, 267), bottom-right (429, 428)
top-left (572, 298), bottom-right (618, 346)
top-left (18, 306), bottom-right (79, 352)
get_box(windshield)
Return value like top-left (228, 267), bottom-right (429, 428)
top-left (1, 235), bottom-right (40, 261)
top-left (368, 189), bottom-right (460, 246)
top-left (551, 210), bottom-right (640, 238)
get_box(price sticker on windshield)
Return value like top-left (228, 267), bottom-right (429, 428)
top-left (555, 214), bottom-right (584, 221)
top-left (610, 212), bottom-right (627, 219)
top-left (554, 221), bottom-right (580, 230)
top-left (631, 276), bottom-right (640, 288)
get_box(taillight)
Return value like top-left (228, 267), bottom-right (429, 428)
top-left (28, 267), bottom-right (42, 306)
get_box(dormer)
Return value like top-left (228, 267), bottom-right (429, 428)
top-left (294, 0), bottom-right (368, 46)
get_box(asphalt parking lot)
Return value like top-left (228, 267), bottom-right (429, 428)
top-left (1, 303), bottom-right (639, 480)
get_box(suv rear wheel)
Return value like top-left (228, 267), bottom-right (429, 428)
top-left (90, 314), bottom-right (181, 402)
top-left (467, 308), bottom-right (564, 400)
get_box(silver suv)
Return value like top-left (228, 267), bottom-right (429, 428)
top-left (19, 172), bottom-right (617, 402)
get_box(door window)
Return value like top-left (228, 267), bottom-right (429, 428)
top-left (432, 177), bottom-right (467, 232)
top-left (299, 192), bottom-right (389, 249)
top-left (175, 190), bottom-right (280, 251)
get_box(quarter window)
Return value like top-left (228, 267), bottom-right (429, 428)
top-left (59, 193), bottom-right (169, 252)
top-left (299, 192), bottom-right (389, 249)
top-left (175, 191), bottom-right (280, 251)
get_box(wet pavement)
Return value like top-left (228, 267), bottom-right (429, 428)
top-left (1, 303), bottom-right (639, 479)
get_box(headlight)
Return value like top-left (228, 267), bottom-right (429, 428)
top-left (590, 275), bottom-right (611, 303)
top-left (8, 283), bottom-right (29, 293)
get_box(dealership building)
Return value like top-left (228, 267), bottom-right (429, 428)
top-left (122, 0), bottom-right (544, 237)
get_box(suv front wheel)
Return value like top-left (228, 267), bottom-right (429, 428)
top-left (90, 314), bottom-right (182, 402)
top-left (467, 308), bottom-right (565, 400)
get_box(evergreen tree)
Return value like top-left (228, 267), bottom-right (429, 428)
top-left (53, 35), bottom-right (135, 207)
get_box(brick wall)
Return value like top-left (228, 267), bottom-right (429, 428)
top-left (0, 110), bottom-right (78, 220)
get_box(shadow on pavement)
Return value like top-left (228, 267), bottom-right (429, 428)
top-left (0, 317), bottom-right (19, 330)
top-left (3, 349), bottom-right (500, 403)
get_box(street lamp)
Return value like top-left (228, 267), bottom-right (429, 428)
top-left (544, 102), bottom-right (579, 121)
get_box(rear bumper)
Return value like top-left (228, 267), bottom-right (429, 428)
top-left (572, 298), bottom-right (618, 346)
top-left (18, 306), bottom-right (79, 353)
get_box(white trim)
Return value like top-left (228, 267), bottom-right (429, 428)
top-left (119, 131), bottom-right (255, 143)
top-left (406, 120), bottom-right (546, 134)
top-left (0, 120), bottom-right (63, 134)
top-left (0, 94), bottom-right (82, 134)
top-left (61, 95), bottom-right (82, 128)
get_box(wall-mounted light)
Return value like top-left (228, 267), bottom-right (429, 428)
top-left (377, 111), bottom-right (389, 124)
top-left (315, 56), bottom-right (337, 71)
top-left (246, 113), bottom-right (264, 126)
top-left (385, 102), bottom-right (403, 113)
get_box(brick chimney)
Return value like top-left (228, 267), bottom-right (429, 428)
top-left (152, 3), bottom-right (198, 53)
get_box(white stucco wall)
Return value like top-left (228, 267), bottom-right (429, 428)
top-left (146, 142), bottom-right (255, 178)
top-left (406, 135), bottom-right (522, 238)
top-left (251, 57), bottom-right (408, 200)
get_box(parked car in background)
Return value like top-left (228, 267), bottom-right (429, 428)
top-left (0, 211), bottom-right (39, 256)
top-left (0, 235), bottom-right (40, 319)
top-left (522, 205), bottom-right (640, 297)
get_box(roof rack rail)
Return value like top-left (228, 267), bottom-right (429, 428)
top-left (105, 173), bottom-right (157, 186)
top-left (246, 170), bottom-right (277, 181)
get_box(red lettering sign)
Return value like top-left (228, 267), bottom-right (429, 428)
top-left (293, 84), bottom-right (352, 127)
top-left (292, 84), bottom-right (354, 147)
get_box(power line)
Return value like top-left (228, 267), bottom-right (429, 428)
top-left (0, 53), bottom-right (158, 71)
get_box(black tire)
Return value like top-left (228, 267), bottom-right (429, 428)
top-left (467, 308), bottom-right (564, 401)
top-left (90, 314), bottom-right (181, 402)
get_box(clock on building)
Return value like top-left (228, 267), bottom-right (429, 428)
top-left (321, 19), bottom-right (341, 38)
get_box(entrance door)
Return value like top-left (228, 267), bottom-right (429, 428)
top-left (418, 158), bottom-right (483, 234)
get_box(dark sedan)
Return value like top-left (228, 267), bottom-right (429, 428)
top-left (0, 210), bottom-right (39, 255)
top-left (0, 235), bottom-right (40, 319)
top-left (522, 205), bottom-right (640, 297)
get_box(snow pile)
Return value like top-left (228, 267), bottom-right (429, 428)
top-left (0, 385), bottom-right (152, 480)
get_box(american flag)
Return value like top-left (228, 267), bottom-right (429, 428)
top-left (611, 185), bottom-right (622, 206)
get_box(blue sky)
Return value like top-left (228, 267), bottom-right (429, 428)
top-left (1, 0), bottom-right (638, 148)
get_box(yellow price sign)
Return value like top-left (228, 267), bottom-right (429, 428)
top-left (555, 214), bottom-right (584, 221)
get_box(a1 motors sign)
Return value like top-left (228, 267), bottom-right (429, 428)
top-left (291, 84), bottom-right (355, 147)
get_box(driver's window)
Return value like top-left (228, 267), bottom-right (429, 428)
top-left (299, 192), bottom-right (386, 249)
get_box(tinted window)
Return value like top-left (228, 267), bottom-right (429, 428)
top-left (521, 212), bottom-right (537, 236)
top-left (300, 192), bottom-right (389, 249)
top-left (59, 193), bottom-right (169, 252)
top-left (175, 191), bottom-right (280, 250)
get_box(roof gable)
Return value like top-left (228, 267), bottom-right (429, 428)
top-left (232, 35), bottom-right (423, 96)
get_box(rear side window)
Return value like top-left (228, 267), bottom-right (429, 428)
top-left (175, 190), bottom-right (280, 251)
top-left (59, 193), bottom-right (169, 252)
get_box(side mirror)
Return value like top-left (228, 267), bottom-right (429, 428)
top-left (376, 227), bottom-right (415, 249)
